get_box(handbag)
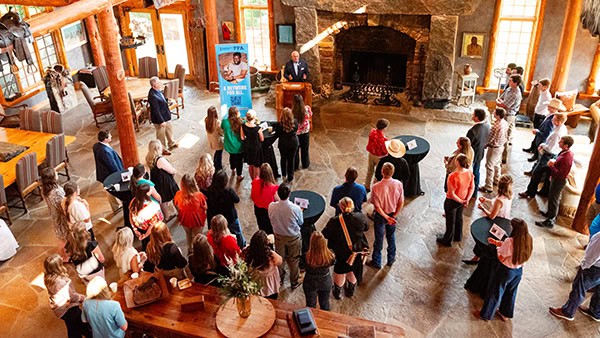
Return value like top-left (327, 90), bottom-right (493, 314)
top-left (132, 276), bottom-right (163, 306)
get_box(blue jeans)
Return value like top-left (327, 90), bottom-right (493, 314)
top-left (472, 159), bottom-right (481, 195)
top-left (372, 213), bottom-right (396, 266)
top-left (562, 266), bottom-right (600, 318)
top-left (228, 219), bottom-right (246, 248)
top-left (480, 264), bottom-right (523, 320)
top-left (214, 149), bottom-right (223, 171)
top-left (303, 271), bottom-right (332, 311)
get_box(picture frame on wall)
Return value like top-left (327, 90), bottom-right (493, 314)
top-left (222, 21), bottom-right (235, 41)
top-left (461, 32), bottom-right (486, 58)
top-left (61, 21), bottom-right (87, 51)
top-left (277, 24), bottom-right (295, 44)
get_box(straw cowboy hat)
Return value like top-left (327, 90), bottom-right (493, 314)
top-left (385, 139), bottom-right (406, 158)
top-left (548, 98), bottom-right (566, 111)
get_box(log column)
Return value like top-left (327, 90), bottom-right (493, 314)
top-left (586, 43), bottom-right (600, 95)
top-left (85, 16), bottom-right (106, 66)
top-left (204, 0), bottom-right (219, 89)
top-left (550, 0), bottom-right (583, 93)
top-left (97, 4), bottom-right (139, 167)
top-left (573, 127), bottom-right (600, 234)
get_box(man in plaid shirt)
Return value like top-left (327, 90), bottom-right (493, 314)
top-left (480, 108), bottom-right (509, 193)
top-left (497, 74), bottom-right (522, 163)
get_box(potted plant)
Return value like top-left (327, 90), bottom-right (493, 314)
top-left (217, 258), bottom-right (261, 318)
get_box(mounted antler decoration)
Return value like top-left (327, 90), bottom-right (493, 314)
top-left (581, 0), bottom-right (600, 37)
top-left (0, 7), bottom-right (36, 74)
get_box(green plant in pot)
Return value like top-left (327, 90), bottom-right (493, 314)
top-left (217, 258), bottom-right (261, 318)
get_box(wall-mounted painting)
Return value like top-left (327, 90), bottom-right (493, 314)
top-left (461, 32), bottom-right (486, 58)
top-left (277, 24), bottom-right (295, 44)
top-left (61, 21), bottom-right (87, 51)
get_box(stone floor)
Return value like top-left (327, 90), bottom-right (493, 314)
top-left (0, 86), bottom-right (598, 337)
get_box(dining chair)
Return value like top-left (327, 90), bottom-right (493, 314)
top-left (41, 110), bottom-right (64, 134)
top-left (0, 175), bottom-right (11, 225)
top-left (139, 57), bottom-right (158, 78)
top-left (80, 82), bottom-right (115, 128)
top-left (46, 134), bottom-right (70, 181)
top-left (163, 79), bottom-right (180, 119)
top-left (92, 65), bottom-right (110, 98)
top-left (19, 107), bottom-right (43, 132)
top-left (174, 64), bottom-right (186, 108)
top-left (0, 103), bottom-right (27, 127)
top-left (14, 152), bottom-right (41, 213)
top-left (129, 92), bottom-right (148, 132)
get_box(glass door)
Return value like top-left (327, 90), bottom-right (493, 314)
top-left (159, 13), bottom-right (189, 75)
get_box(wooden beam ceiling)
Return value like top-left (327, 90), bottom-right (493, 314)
top-left (0, 0), bottom-right (80, 6)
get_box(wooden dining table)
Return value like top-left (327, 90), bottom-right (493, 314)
top-left (105, 77), bottom-right (173, 101)
top-left (113, 274), bottom-right (405, 337)
top-left (0, 127), bottom-right (76, 187)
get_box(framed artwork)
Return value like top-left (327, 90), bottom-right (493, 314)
top-left (222, 21), bottom-right (235, 41)
top-left (277, 24), bottom-right (295, 44)
top-left (461, 32), bottom-right (486, 58)
top-left (61, 21), bottom-right (87, 51)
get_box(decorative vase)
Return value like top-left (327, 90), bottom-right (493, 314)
top-left (235, 296), bottom-right (252, 318)
top-left (464, 64), bottom-right (472, 75)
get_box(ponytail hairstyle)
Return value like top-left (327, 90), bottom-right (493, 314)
top-left (63, 181), bottom-right (79, 219)
top-left (338, 197), bottom-right (355, 214)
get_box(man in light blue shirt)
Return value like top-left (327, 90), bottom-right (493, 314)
top-left (549, 232), bottom-right (600, 321)
top-left (269, 184), bottom-right (303, 289)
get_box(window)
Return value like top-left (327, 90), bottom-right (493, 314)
top-left (238, 0), bottom-right (273, 70)
top-left (489, 0), bottom-right (542, 88)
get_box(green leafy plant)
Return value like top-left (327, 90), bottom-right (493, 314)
top-left (217, 257), bottom-right (261, 299)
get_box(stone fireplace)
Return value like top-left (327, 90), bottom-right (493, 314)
top-left (282, 0), bottom-right (482, 101)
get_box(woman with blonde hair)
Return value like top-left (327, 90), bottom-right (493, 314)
top-left (444, 136), bottom-right (474, 192)
top-left (194, 153), bottom-right (215, 193)
top-left (221, 106), bottom-right (245, 181)
top-left (243, 230), bottom-right (282, 299)
top-left (65, 223), bottom-right (105, 284)
top-left (62, 181), bottom-right (94, 240)
top-left (146, 139), bottom-right (179, 220)
top-left (146, 222), bottom-right (188, 279)
top-left (251, 163), bottom-right (279, 234)
top-left (207, 214), bottom-right (241, 273)
top-left (240, 109), bottom-right (264, 179)
top-left (205, 106), bottom-right (224, 170)
top-left (476, 218), bottom-right (533, 321)
top-left (303, 231), bottom-right (335, 310)
top-left (292, 94), bottom-right (313, 170)
top-left (82, 276), bottom-right (127, 337)
top-left (322, 197), bottom-right (369, 300)
top-left (276, 107), bottom-right (299, 183)
top-left (44, 253), bottom-right (91, 337)
top-left (189, 234), bottom-right (220, 285)
top-left (174, 174), bottom-right (207, 254)
top-left (112, 227), bottom-right (146, 277)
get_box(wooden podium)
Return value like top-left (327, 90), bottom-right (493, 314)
top-left (275, 82), bottom-right (312, 121)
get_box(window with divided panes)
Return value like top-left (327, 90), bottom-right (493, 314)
top-left (239, 0), bottom-right (271, 70)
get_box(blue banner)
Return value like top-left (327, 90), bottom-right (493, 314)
top-left (216, 43), bottom-right (252, 117)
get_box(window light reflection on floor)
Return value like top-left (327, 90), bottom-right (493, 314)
top-left (31, 272), bottom-right (46, 290)
top-left (178, 133), bottom-right (200, 149)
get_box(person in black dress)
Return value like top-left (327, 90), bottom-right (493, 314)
top-left (276, 108), bottom-right (299, 183)
top-left (240, 110), bottom-right (264, 180)
top-left (188, 233), bottom-right (221, 286)
top-left (322, 197), bottom-right (369, 300)
top-left (145, 140), bottom-right (180, 221)
top-left (205, 170), bottom-right (246, 248)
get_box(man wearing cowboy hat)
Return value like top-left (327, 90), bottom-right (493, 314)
top-left (374, 139), bottom-right (411, 188)
top-left (523, 98), bottom-right (566, 162)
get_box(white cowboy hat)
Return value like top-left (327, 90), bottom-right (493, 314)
top-left (548, 98), bottom-right (566, 111)
top-left (385, 139), bottom-right (406, 158)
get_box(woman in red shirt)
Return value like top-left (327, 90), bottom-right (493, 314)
top-left (437, 154), bottom-right (474, 247)
top-left (207, 214), bottom-right (241, 274)
top-left (174, 174), bottom-right (207, 255)
top-left (251, 163), bottom-right (279, 235)
top-left (365, 118), bottom-right (389, 191)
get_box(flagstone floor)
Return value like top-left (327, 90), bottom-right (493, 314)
top-left (0, 86), bottom-right (597, 337)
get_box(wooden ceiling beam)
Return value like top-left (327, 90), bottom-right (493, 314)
top-left (0, 0), bottom-right (80, 6)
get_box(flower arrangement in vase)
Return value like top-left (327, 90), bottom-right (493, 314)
top-left (217, 258), bottom-right (261, 318)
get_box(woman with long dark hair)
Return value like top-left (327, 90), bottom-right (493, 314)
top-left (276, 107), bottom-right (299, 183)
top-left (221, 106), bottom-right (244, 181)
top-left (251, 163), bottom-right (279, 234)
top-left (205, 106), bottom-right (224, 170)
top-left (476, 218), bottom-right (533, 321)
top-left (292, 94), bottom-right (312, 170)
top-left (189, 234), bottom-right (220, 286)
top-left (205, 170), bottom-right (246, 248)
top-left (129, 183), bottom-right (164, 249)
top-left (130, 163), bottom-right (161, 202)
top-left (243, 230), bottom-right (282, 299)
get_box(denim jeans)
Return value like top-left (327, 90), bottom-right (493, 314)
top-left (480, 264), bottom-right (523, 320)
top-left (303, 270), bottom-right (332, 311)
top-left (228, 219), bottom-right (246, 248)
top-left (372, 213), bottom-right (396, 266)
top-left (562, 266), bottom-right (600, 318)
top-left (214, 149), bottom-right (223, 171)
top-left (472, 159), bottom-right (481, 195)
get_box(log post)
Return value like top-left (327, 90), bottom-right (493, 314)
top-left (572, 127), bottom-right (600, 234)
top-left (586, 43), bottom-right (600, 95)
top-left (85, 16), bottom-right (106, 66)
top-left (550, 0), bottom-right (583, 93)
top-left (97, 4), bottom-right (139, 167)
top-left (204, 0), bottom-right (219, 88)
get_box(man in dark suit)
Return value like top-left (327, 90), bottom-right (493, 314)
top-left (148, 76), bottom-right (177, 155)
top-left (283, 51), bottom-right (309, 82)
top-left (466, 108), bottom-right (490, 198)
top-left (93, 130), bottom-right (124, 212)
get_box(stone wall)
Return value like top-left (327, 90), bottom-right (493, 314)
top-left (423, 16), bottom-right (458, 100)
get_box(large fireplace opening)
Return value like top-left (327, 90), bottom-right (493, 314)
top-left (344, 51), bottom-right (408, 87)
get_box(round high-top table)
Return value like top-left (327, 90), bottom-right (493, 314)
top-left (261, 121), bottom-right (280, 178)
top-left (103, 170), bottom-right (133, 229)
top-left (393, 135), bottom-right (430, 197)
top-left (464, 217), bottom-right (512, 298)
top-left (290, 190), bottom-right (326, 260)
